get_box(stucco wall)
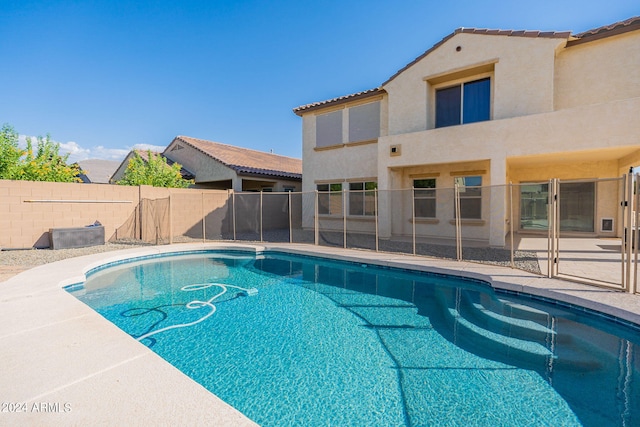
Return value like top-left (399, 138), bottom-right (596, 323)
top-left (301, 111), bottom-right (379, 195)
top-left (378, 97), bottom-right (640, 174)
top-left (389, 160), bottom-right (493, 240)
top-left (555, 31), bottom-right (640, 110)
top-left (382, 33), bottom-right (564, 135)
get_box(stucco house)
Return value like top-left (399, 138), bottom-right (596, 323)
top-left (110, 149), bottom-right (195, 184)
top-left (111, 136), bottom-right (302, 192)
top-left (293, 16), bottom-right (640, 247)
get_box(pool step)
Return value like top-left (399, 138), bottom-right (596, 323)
top-left (443, 301), bottom-right (553, 365)
top-left (481, 293), bottom-right (552, 324)
top-left (437, 289), bottom-right (604, 371)
top-left (436, 290), bottom-right (554, 365)
top-left (462, 292), bottom-right (556, 342)
top-left (552, 344), bottom-right (603, 371)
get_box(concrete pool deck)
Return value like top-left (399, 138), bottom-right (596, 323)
top-left (1, 242), bottom-right (639, 426)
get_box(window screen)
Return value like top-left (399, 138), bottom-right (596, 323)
top-left (348, 102), bottom-right (380, 143)
top-left (316, 111), bottom-right (342, 148)
top-left (349, 181), bottom-right (377, 216)
top-left (317, 183), bottom-right (343, 215)
top-left (454, 176), bottom-right (482, 219)
top-left (413, 179), bottom-right (436, 218)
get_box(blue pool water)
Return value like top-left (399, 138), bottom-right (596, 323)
top-left (67, 251), bottom-right (640, 426)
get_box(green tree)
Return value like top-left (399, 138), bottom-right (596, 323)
top-left (0, 124), bottom-right (23, 179)
top-left (0, 123), bottom-right (81, 182)
top-left (17, 134), bottom-right (82, 182)
top-left (117, 150), bottom-right (192, 188)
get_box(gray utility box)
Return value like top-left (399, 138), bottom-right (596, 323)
top-left (49, 226), bottom-right (105, 250)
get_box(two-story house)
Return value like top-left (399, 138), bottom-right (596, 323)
top-left (294, 17), bottom-right (640, 247)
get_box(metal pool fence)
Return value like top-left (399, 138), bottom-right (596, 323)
top-left (129, 174), bottom-right (640, 294)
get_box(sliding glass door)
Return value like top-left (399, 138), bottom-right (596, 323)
top-left (520, 183), bottom-right (549, 230)
top-left (520, 182), bottom-right (595, 232)
top-left (558, 182), bottom-right (595, 232)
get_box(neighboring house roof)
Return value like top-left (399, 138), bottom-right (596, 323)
top-left (77, 159), bottom-right (121, 183)
top-left (170, 136), bottom-right (302, 180)
top-left (110, 149), bottom-right (195, 183)
top-left (293, 17), bottom-right (638, 112)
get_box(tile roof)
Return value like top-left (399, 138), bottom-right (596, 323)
top-left (293, 16), bottom-right (638, 112)
top-left (569, 16), bottom-right (640, 46)
top-left (172, 136), bottom-right (302, 180)
top-left (77, 159), bottom-right (121, 184)
top-left (292, 88), bottom-right (385, 115)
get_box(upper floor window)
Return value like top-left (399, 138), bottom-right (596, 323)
top-left (316, 111), bottom-right (342, 148)
top-left (349, 181), bottom-right (377, 216)
top-left (316, 101), bottom-right (381, 148)
top-left (348, 102), bottom-right (380, 143)
top-left (436, 78), bottom-right (490, 128)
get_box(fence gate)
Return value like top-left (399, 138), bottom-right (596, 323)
top-left (548, 175), bottom-right (632, 290)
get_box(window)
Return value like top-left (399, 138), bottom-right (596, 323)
top-left (349, 181), bottom-right (377, 216)
top-left (413, 179), bottom-right (436, 218)
top-left (316, 111), bottom-right (342, 148)
top-left (348, 102), bottom-right (380, 143)
top-left (283, 186), bottom-right (296, 192)
top-left (436, 78), bottom-right (490, 128)
top-left (455, 176), bottom-right (482, 219)
top-left (317, 183), bottom-right (342, 215)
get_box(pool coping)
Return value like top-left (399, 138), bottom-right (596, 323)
top-left (1, 242), bottom-right (639, 425)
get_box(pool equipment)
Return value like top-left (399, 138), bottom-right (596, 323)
top-left (136, 283), bottom-right (257, 342)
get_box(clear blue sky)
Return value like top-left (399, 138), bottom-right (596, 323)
top-left (1, 0), bottom-right (637, 162)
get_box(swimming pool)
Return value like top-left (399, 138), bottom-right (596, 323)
top-left (67, 250), bottom-right (640, 426)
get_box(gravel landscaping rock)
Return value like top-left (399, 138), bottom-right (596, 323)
top-left (0, 234), bottom-right (542, 282)
top-left (0, 240), bottom-right (152, 281)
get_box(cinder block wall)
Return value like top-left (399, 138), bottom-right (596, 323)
top-left (1, 180), bottom-right (140, 248)
top-left (167, 189), bottom-right (232, 239)
top-left (0, 180), bottom-right (232, 249)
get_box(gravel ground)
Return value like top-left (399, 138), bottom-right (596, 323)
top-left (0, 240), bottom-right (153, 282)
top-left (0, 234), bottom-right (542, 282)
